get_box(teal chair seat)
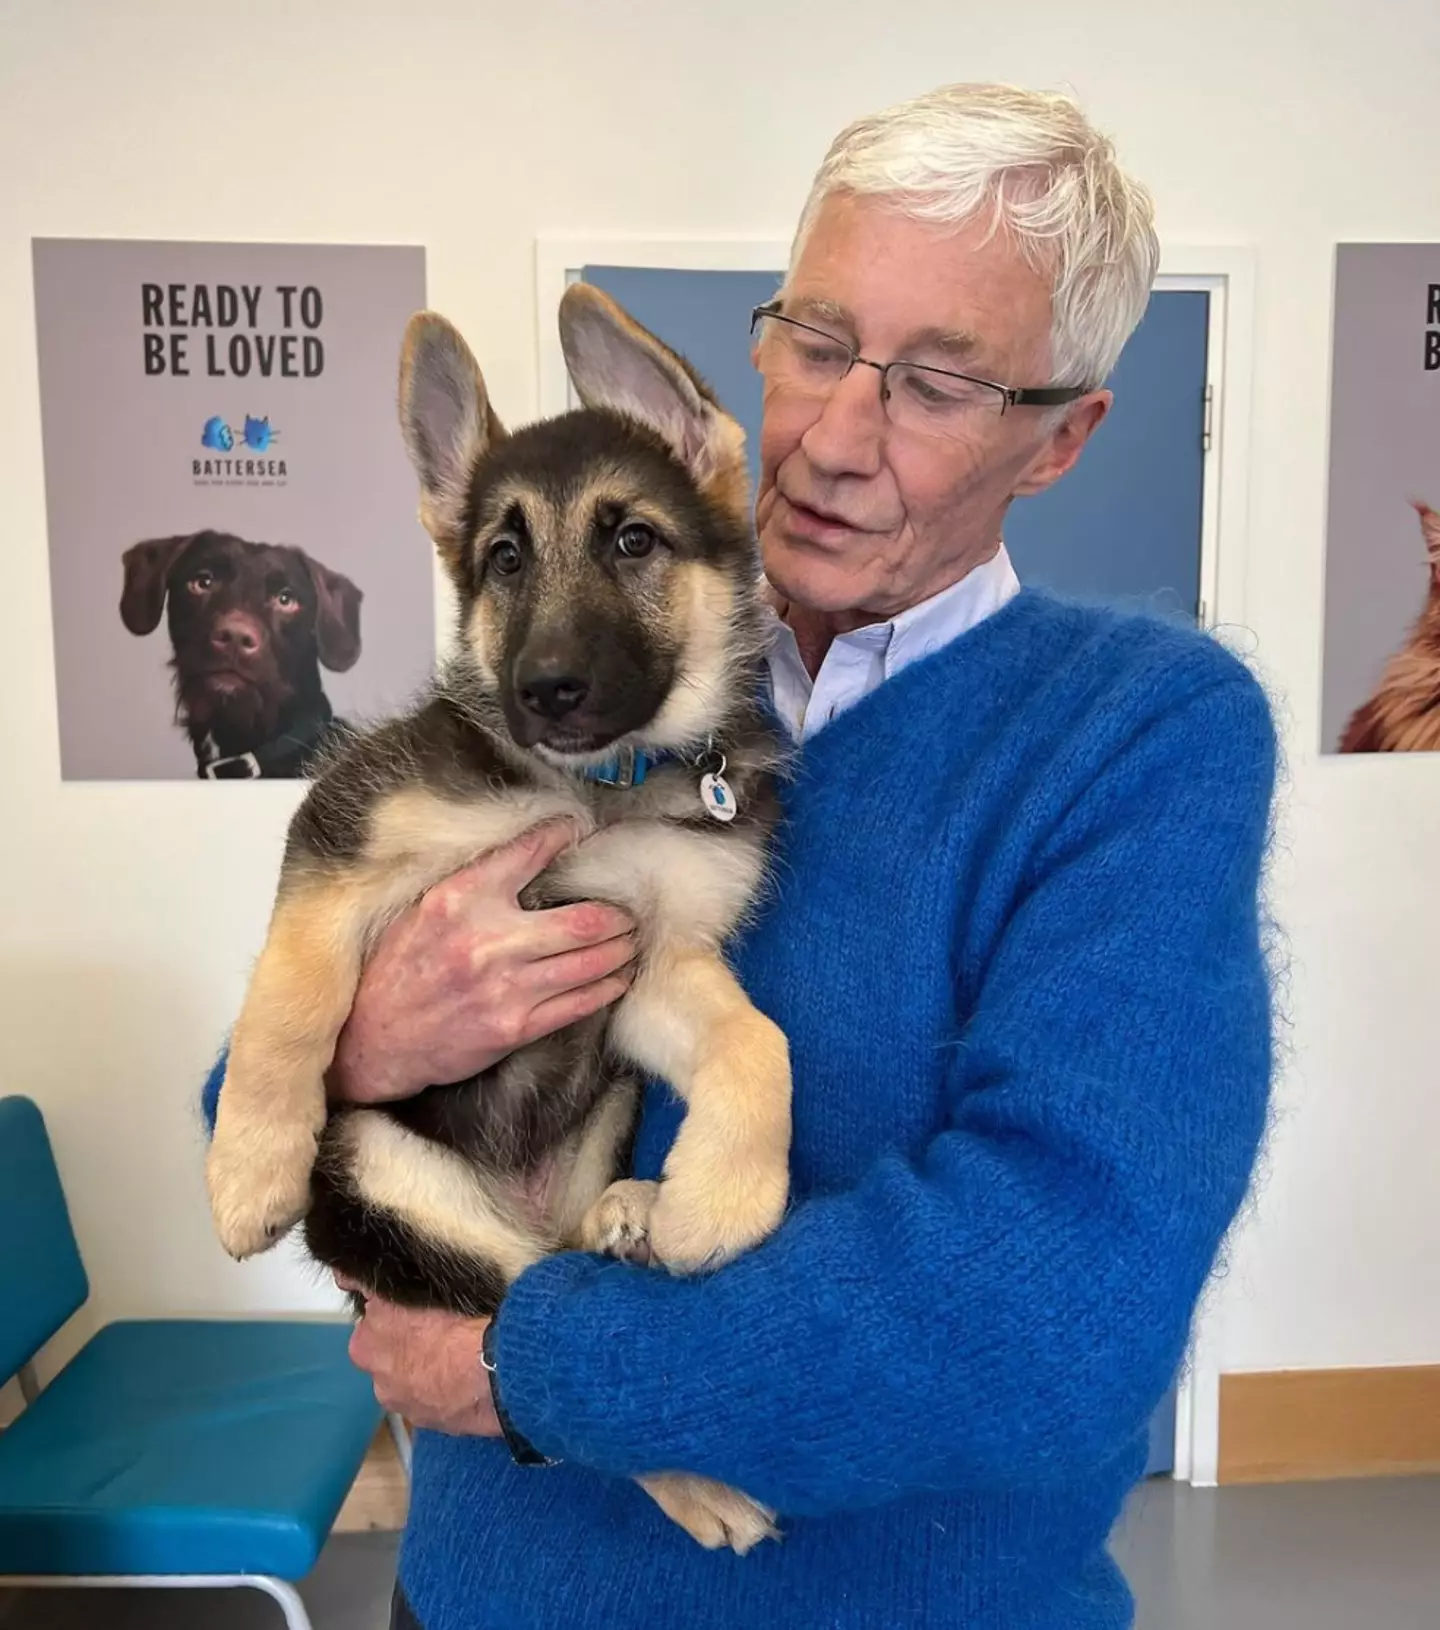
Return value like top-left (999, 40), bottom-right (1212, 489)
top-left (0, 1095), bottom-right (390, 1628)
top-left (0, 1318), bottom-right (379, 1577)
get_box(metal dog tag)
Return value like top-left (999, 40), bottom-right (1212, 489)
top-left (700, 772), bottom-right (737, 823)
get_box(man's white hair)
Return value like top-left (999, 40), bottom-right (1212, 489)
top-left (789, 83), bottom-right (1160, 389)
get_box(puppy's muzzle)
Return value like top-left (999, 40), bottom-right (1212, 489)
top-left (515, 637), bottom-right (592, 725)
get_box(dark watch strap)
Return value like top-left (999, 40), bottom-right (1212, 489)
top-left (481, 1318), bottom-right (555, 1467)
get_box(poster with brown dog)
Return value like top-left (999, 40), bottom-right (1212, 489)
top-left (1322, 243), bottom-right (1440, 754)
top-left (33, 238), bottom-right (433, 779)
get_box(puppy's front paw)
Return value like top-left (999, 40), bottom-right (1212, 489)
top-left (639, 1472), bottom-right (779, 1555)
top-left (646, 1151), bottom-right (788, 1275)
top-left (207, 1111), bottom-right (319, 1260)
top-left (579, 1179), bottom-right (659, 1264)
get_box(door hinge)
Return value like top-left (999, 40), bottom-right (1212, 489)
top-left (1201, 383), bottom-right (1214, 453)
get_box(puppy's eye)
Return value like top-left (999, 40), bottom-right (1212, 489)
top-left (189, 569), bottom-right (215, 593)
top-left (489, 538), bottom-right (524, 576)
top-left (616, 522), bottom-right (657, 560)
top-left (274, 588), bottom-right (297, 608)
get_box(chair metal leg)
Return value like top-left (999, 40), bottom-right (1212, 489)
top-left (249, 1573), bottom-right (316, 1630)
top-left (0, 1573), bottom-right (314, 1630)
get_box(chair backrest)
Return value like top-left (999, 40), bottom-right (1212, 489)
top-left (0, 1096), bottom-right (89, 1383)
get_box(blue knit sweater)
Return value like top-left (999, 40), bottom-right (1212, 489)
top-left (206, 591), bottom-right (1277, 1628)
top-left (385, 592), bottom-right (1276, 1630)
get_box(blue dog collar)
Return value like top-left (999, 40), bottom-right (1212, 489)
top-left (580, 739), bottom-right (737, 821)
top-left (580, 745), bottom-right (664, 788)
top-left (579, 740), bottom-right (727, 790)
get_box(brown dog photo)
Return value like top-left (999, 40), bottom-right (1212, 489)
top-left (120, 530), bottom-right (361, 779)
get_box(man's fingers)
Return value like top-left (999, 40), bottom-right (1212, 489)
top-left (492, 818), bottom-right (586, 896)
top-left (421, 821), bottom-right (579, 917)
top-left (526, 934), bottom-right (638, 998)
top-left (522, 973), bottom-right (634, 1044)
top-left (516, 901), bottom-right (636, 963)
top-left (423, 826), bottom-right (635, 952)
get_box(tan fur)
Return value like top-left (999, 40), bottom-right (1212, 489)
top-left (552, 1092), bottom-right (643, 1247)
top-left (363, 784), bottom-right (580, 878)
top-left (339, 1110), bottom-right (554, 1277)
top-left (636, 1472), bottom-right (778, 1554)
top-left (207, 882), bottom-right (367, 1257)
top-left (579, 1177), bottom-right (658, 1259)
top-left (608, 947), bottom-right (790, 1272)
top-left (1341, 502), bottom-right (1440, 753)
top-left (645, 563), bottom-right (746, 750)
top-left (558, 817), bottom-right (765, 945)
top-left (558, 818), bottom-right (792, 1265)
top-left (464, 596), bottom-right (502, 689)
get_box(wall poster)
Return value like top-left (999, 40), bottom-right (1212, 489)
top-left (1322, 243), bottom-right (1440, 754)
top-left (33, 238), bottom-right (433, 780)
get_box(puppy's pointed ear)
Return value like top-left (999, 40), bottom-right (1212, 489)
top-left (398, 313), bottom-right (505, 557)
top-left (120, 534), bottom-right (194, 634)
top-left (558, 283), bottom-right (747, 507)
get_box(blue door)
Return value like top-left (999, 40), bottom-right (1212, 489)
top-left (583, 264), bottom-right (1209, 1476)
top-left (1003, 289), bottom-right (1209, 622)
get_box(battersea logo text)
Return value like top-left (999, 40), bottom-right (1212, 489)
top-left (143, 282), bottom-right (326, 379)
top-left (193, 413), bottom-right (287, 485)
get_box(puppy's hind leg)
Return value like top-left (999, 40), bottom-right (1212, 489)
top-left (208, 876), bottom-right (366, 1259)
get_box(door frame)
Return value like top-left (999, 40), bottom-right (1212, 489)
top-left (535, 234), bottom-right (1258, 1487)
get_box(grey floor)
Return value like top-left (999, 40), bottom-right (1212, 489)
top-left (1, 1477), bottom-right (1437, 1628)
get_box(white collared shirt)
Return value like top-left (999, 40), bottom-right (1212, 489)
top-left (765, 546), bottom-right (1022, 743)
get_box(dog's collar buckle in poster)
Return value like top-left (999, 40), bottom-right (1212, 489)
top-left (202, 747), bottom-right (264, 780)
top-left (582, 739), bottom-right (738, 823)
top-left (197, 708), bottom-right (335, 780)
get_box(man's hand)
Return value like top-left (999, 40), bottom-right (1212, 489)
top-left (328, 818), bottom-right (637, 1104)
top-left (341, 1275), bottom-right (503, 1437)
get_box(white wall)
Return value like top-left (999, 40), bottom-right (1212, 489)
top-left (3, 0), bottom-right (1438, 1372)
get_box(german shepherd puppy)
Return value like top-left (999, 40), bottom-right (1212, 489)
top-left (205, 285), bottom-right (790, 1552)
top-left (1340, 499), bottom-right (1440, 752)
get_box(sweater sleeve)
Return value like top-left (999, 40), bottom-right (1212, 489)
top-left (491, 670), bottom-right (1278, 1515)
top-left (200, 1047), bottom-right (228, 1135)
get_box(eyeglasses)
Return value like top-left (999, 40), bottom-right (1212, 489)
top-left (749, 301), bottom-right (1087, 433)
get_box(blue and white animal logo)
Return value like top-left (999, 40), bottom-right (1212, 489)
top-left (200, 415), bottom-right (234, 452)
top-left (240, 414), bottom-right (277, 452)
top-left (199, 414), bottom-right (280, 452)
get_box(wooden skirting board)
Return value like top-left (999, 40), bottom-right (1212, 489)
top-left (336, 1423), bottom-right (410, 1532)
top-left (1219, 1365), bottom-right (1440, 1484)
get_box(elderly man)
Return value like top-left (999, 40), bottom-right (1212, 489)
top-left (210, 82), bottom-right (1275, 1630)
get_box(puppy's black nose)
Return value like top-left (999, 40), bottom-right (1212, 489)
top-left (516, 646), bottom-right (591, 721)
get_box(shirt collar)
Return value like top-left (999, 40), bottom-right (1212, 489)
top-left (762, 544), bottom-right (1021, 683)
